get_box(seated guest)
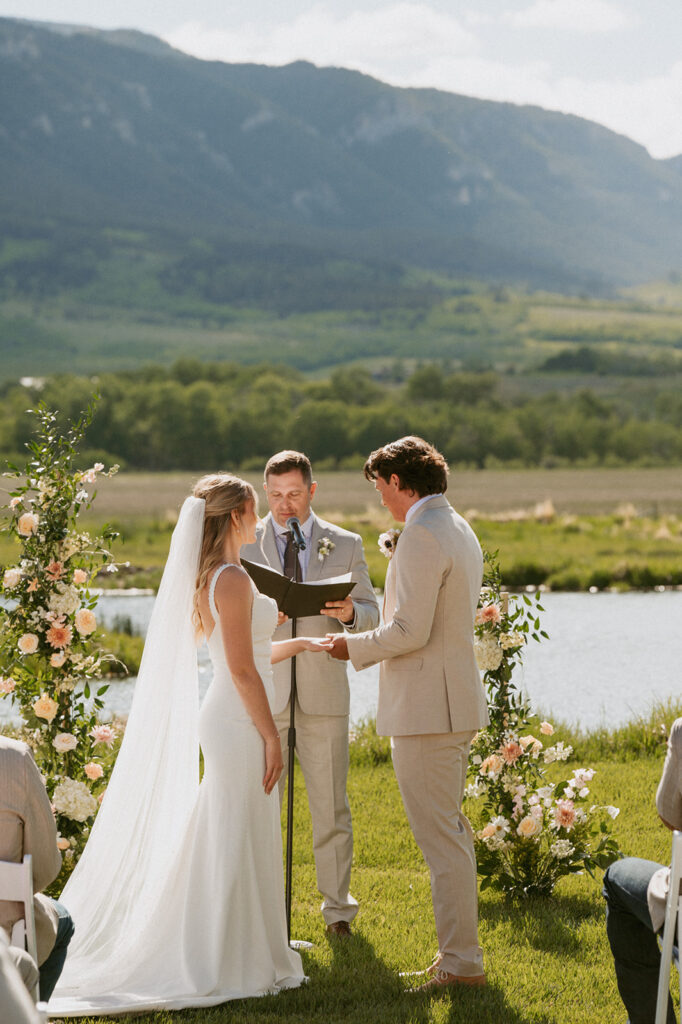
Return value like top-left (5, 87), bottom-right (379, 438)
top-left (603, 717), bottom-right (682, 1024)
top-left (0, 735), bottom-right (74, 1001)
top-left (0, 931), bottom-right (42, 1024)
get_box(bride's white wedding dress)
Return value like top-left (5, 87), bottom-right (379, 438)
top-left (49, 557), bottom-right (304, 1016)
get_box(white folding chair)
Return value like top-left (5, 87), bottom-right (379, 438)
top-left (0, 854), bottom-right (40, 1002)
top-left (655, 830), bottom-right (682, 1024)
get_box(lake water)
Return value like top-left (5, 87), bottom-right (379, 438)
top-left (1, 591), bottom-right (680, 731)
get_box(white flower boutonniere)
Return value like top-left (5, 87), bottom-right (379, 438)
top-left (378, 528), bottom-right (401, 559)
top-left (317, 537), bottom-right (335, 562)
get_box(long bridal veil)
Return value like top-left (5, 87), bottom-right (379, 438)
top-left (54, 496), bottom-right (205, 996)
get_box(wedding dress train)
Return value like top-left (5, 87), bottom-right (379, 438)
top-left (49, 555), bottom-right (304, 1016)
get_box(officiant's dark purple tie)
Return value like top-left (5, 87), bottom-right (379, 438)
top-left (283, 531), bottom-right (302, 582)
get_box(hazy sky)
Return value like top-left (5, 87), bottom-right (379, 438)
top-left (2, 0), bottom-right (681, 159)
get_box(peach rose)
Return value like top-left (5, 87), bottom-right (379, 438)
top-left (554, 799), bottom-right (576, 830)
top-left (73, 569), bottom-right (88, 585)
top-left (75, 608), bottom-right (97, 636)
top-left (0, 676), bottom-right (16, 694)
top-left (46, 561), bottom-right (64, 581)
top-left (517, 815), bottom-right (543, 838)
top-left (500, 741), bottom-right (524, 765)
top-left (17, 512), bottom-right (39, 536)
top-left (18, 633), bottom-right (39, 655)
top-left (480, 753), bottom-right (503, 776)
top-left (33, 693), bottom-right (58, 722)
top-left (476, 603), bottom-right (502, 625)
top-left (46, 623), bottom-right (73, 649)
top-left (480, 822), bottom-right (497, 839)
top-left (50, 652), bottom-right (67, 668)
top-left (520, 735), bottom-right (543, 756)
top-left (84, 762), bottom-right (104, 781)
top-left (57, 837), bottom-right (70, 851)
top-left (540, 721), bottom-right (554, 736)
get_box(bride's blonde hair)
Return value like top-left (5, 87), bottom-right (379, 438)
top-left (192, 473), bottom-right (257, 637)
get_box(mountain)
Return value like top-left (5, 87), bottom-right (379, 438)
top-left (1, 16), bottom-right (681, 291)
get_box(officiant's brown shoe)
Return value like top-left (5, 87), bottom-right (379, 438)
top-left (326, 920), bottom-right (351, 939)
top-left (412, 967), bottom-right (486, 994)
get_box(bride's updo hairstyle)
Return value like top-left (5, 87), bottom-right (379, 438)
top-left (192, 473), bottom-right (257, 636)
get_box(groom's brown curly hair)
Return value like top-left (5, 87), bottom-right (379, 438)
top-left (363, 436), bottom-right (448, 496)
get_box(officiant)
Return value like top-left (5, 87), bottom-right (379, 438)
top-left (241, 450), bottom-right (379, 938)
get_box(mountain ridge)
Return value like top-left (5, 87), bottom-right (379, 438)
top-left (1, 16), bottom-right (681, 291)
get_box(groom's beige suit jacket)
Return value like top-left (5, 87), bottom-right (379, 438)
top-left (241, 512), bottom-right (379, 716)
top-left (347, 496), bottom-right (489, 737)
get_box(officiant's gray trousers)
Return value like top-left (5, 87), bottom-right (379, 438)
top-left (275, 700), bottom-right (358, 925)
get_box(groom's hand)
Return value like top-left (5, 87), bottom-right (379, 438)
top-left (320, 596), bottom-right (355, 624)
top-left (327, 635), bottom-right (349, 661)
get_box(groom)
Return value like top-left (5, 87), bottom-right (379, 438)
top-left (241, 450), bottom-right (379, 937)
top-left (329, 435), bottom-right (489, 988)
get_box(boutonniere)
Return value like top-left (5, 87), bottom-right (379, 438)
top-left (378, 528), bottom-right (401, 559)
top-left (317, 536), bottom-right (335, 562)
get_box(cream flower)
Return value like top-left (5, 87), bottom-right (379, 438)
top-left (84, 762), bottom-right (104, 781)
top-left (474, 634), bottom-right (504, 672)
top-left (517, 815), bottom-right (542, 838)
top-left (0, 676), bottom-right (16, 694)
top-left (48, 583), bottom-right (80, 617)
top-left (17, 512), bottom-right (39, 536)
top-left (550, 839), bottom-right (574, 859)
top-left (53, 733), bottom-right (78, 753)
top-left (540, 721), bottom-right (554, 736)
top-left (480, 753), bottom-right (503, 776)
top-left (74, 608), bottom-right (97, 636)
top-left (18, 633), bottom-right (39, 655)
top-left (52, 778), bottom-right (97, 821)
top-left (9, 497), bottom-right (22, 509)
top-left (3, 567), bottom-right (22, 588)
top-left (73, 569), bottom-right (88, 585)
top-left (519, 735), bottom-right (543, 757)
top-left (33, 693), bottom-right (58, 722)
top-left (57, 837), bottom-right (71, 851)
top-left (50, 652), bottom-right (67, 668)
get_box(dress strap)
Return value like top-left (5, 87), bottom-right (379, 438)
top-left (208, 563), bottom-right (233, 621)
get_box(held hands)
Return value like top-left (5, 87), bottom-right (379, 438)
top-left (298, 637), bottom-right (335, 653)
top-left (320, 595), bottom-right (355, 624)
top-left (263, 733), bottom-right (283, 795)
top-left (326, 635), bottom-right (350, 661)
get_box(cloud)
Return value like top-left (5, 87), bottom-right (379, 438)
top-left (506, 0), bottom-right (635, 33)
top-left (164, 2), bottom-right (681, 159)
top-left (165, 3), bottom-right (476, 79)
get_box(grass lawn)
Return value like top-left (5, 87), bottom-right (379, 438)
top-left (56, 747), bottom-right (678, 1024)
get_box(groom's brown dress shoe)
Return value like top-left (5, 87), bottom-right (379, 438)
top-left (412, 968), bottom-right (486, 994)
top-left (326, 920), bottom-right (351, 939)
top-left (399, 952), bottom-right (443, 978)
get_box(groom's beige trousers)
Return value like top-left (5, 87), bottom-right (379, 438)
top-left (276, 699), bottom-right (358, 925)
top-left (391, 730), bottom-right (484, 977)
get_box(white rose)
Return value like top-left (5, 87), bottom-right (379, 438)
top-left (53, 733), bottom-right (78, 753)
top-left (3, 567), bottom-right (22, 588)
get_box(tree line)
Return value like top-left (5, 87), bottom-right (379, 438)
top-left (1, 360), bottom-right (681, 471)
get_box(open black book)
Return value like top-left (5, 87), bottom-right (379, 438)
top-left (241, 558), bottom-right (356, 619)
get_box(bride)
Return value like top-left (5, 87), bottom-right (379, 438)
top-left (49, 474), bottom-right (331, 1016)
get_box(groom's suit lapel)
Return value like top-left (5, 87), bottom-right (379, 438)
top-left (304, 515), bottom-right (325, 581)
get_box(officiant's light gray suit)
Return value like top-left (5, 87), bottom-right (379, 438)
top-left (241, 512), bottom-right (379, 925)
top-left (346, 495), bottom-right (489, 976)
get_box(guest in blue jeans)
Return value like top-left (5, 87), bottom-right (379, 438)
top-left (603, 717), bottom-right (682, 1024)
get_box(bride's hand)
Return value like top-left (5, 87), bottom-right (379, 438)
top-left (263, 733), bottom-right (283, 795)
top-left (298, 637), bottom-right (334, 653)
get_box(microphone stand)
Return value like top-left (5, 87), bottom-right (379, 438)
top-left (284, 532), bottom-right (313, 950)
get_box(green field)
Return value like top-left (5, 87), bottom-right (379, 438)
top-left (34, 704), bottom-right (681, 1024)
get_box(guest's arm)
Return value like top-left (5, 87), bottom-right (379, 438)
top-left (656, 717), bottom-right (682, 831)
top-left (20, 745), bottom-right (61, 892)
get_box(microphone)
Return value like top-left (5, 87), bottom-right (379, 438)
top-left (286, 516), bottom-right (307, 551)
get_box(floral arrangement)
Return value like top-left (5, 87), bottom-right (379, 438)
top-left (0, 402), bottom-right (119, 870)
top-left (317, 536), bottom-right (335, 561)
top-left (466, 552), bottom-right (621, 897)
top-left (378, 528), bottom-right (401, 559)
